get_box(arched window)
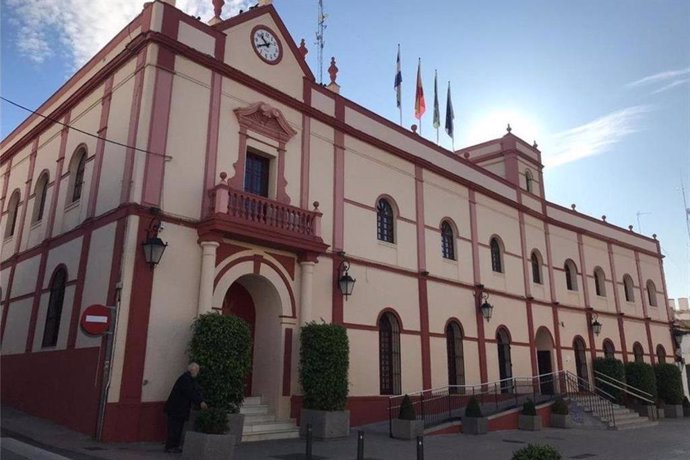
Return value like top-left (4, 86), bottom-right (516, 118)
top-left (564, 259), bottom-right (578, 291)
top-left (4, 190), bottom-right (21, 238)
top-left (441, 221), bottom-right (455, 260)
top-left (32, 172), bottom-right (49, 223)
top-left (656, 344), bottom-right (666, 364)
top-left (525, 169), bottom-right (534, 193)
top-left (594, 267), bottom-right (606, 297)
top-left (42, 267), bottom-right (67, 347)
top-left (446, 321), bottom-right (465, 391)
top-left (496, 327), bottom-right (513, 393)
top-left (531, 250), bottom-right (542, 284)
top-left (490, 237), bottom-right (503, 273)
top-left (623, 275), bottom-right (635, 302)
top-left (376, 198), bottom-right (395, 243)
top-left (379, 312), bottom-right (401, 395)
top-left (69, 148), bottom-right (87, 204)
top-left (633, 342), bottom-right (644, 363)
top-left (646, 280), bottom-right (657, 307)
top-left (603, 339), bottom-right (615, 359)
top-left (573, 337), bottom-right (589, 385)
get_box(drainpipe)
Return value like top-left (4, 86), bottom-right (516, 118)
top-left (96, 282), bottom-right (122, 441)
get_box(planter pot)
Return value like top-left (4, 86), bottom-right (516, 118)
top-left (683, 406), bottom-right (690, 417)
top-left (391, 419), bottom-right (424, 440)
top-left (462, 416), bottom-right (488, 435)
top-left (226, 414), bottom-right (245, 442)
top-left (518, 414), bottom-right (542, 431)
top-left (657, 407), bottom-right (665, 419)
top-left (550, 413), bottom-right (572, 428)
top-left (663, 404), bottom-right (683, 418)
top-left (299, 409), bottom-right (350, 439)
top-left (182, 431), bottom-right (235, 460)
top-left (635, 404), bottom-right (657, 420)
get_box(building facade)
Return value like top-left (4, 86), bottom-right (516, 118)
top-left (0, 0), bottom-right (675, 442)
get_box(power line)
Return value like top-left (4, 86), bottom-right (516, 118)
top-left (1, 96), bottom-right (171, 159)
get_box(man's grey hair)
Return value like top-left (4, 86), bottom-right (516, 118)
top-left (187, 362), bottom-right (200, 372)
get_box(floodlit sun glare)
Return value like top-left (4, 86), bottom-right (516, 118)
top-left (465, 109), bottom-right (542, 147)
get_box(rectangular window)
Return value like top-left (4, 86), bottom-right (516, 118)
top-left (244, 152), bottom-right (270, 197)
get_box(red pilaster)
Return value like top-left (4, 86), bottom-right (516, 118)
top-left (86, 76), bottom-right (114, 218)
top-left (468, 190), bottom-right (487, 383)
top-left (607, 242), bottom-right (627, 362)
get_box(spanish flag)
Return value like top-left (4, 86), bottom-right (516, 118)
top-left (414, 58), bottom-right (426, 120)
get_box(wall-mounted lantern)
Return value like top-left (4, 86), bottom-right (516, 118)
top-left (591, 313), bottom-right (602, 336)
top-left (141, 208), bottom-right (168, 269)
top-left (476, 285), bottom-right (494, 322)
top-left (337, 251), bottom-right (356, 299)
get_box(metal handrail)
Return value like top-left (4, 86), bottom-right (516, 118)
top-left (569, 372), bottom-right (618, 401)
top-left (594, 370), bottom-right (655, 404)
top-left (563, 371), bottom-right (616, 429)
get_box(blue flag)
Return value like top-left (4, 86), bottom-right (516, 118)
top-left (394, 45), bottom-right (402, 108)
top-left (433, 70), bottom-right (440, 129)
top-left (445, 81), bottom-right (455, 139)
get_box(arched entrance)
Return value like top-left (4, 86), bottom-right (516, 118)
top-left (535, 327), bottom-right (555, 394)
top-left (497, 327), bottom-right (513, 393)
top-left (573, 336), bottom-right (589, 389)
top-left (223, 282), bottom-right (256, 396)
top-left (446, 320), bottom-right (465, 393)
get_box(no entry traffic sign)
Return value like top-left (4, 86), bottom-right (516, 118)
top-left (80, 304), bottom-right (112, 336)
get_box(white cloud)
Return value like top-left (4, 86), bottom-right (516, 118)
top-left (542, 106), bottom-right (651, 168)
top-left (651, 78), bottom-right (690, 95)
top-left (625, 68), bottom-right (690, 95)
top-left (5, 0), bottom-right (253, 67)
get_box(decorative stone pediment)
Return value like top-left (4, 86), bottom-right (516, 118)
top-left (234, 102), bottom-right (297, 143)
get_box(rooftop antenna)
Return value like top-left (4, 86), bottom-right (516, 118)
top-left (636, 211), bottom-right (651, 234)
top-left (315, 0), bottom-right (327, 84)
top-left (682, 176), bottom-right (690, 240)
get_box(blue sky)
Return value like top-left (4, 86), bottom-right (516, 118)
top-left (2, 0), bottom-right (688, 300)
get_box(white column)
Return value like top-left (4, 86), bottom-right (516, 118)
top-left (198, 241), bottom-right (220, 315)
top-left (299, 261), bottom-right (315, 326)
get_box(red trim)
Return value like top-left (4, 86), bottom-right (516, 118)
top-left (14, 139), bottom-right (38, 255)
top-left (526, 300), bottom-right (538, 376)
top-left (101, 401), bottom-right (166, 442)
top-left (201, 72), bottom-right (223, 217)
top-left (267, 252), bottom-right (295, 280)
top-left (86, 76), bottom-right (114, 218)
top-left (300, 114), bottom-right (311, 208)
top-left (24, 254), bottom-right (50, 352)
top-left (121, 50), bottom-right (148, 204)
top-left (1, 264), bottom-right (17, 341)
top-left (253, 254), bottom-right (263, 274)
top-left (67, 232), bottom-right (92, 349)
top-left (249, 25), bottom-right (284, 65)
top-left (468, 190), bottom-right (488, 384)
top-left (119, 216), bottom-right (155, 402)
top-left (418, 278), bottom-right (431, 388)
top-left (331, 100), bottom-right (345, 325)
top-left (282, 328), bottom-right (292, 396)
top-left (607, 243), bottom-right (628, 361)
top-left (228, 129), bottom-right (247, 190)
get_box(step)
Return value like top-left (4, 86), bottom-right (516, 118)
top-left (243, 413), bottom-right (277, 424)
top-left (240, 404), bottom-right (270, 415)
top-left (242, 396), bottom-right (263, 406)
top-left (614, 420), bottom-right (658, 431)
top-left (242, 427), bottom-right (300, 442)
top-left (243, 421), bottom-right (298, 433)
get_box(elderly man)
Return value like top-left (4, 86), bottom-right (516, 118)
top-left (164, 362), bottom-right (208, 453)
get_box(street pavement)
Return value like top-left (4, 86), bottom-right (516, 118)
top-left (2, 405), bottom-right (690, 459)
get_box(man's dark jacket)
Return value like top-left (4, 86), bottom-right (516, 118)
top-left (164, 371), bottom-right (204, 420)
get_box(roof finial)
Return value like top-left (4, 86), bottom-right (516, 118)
top-left (532, 140), bottom-right (538, 148)
top-left (299, 39), bottom-right (308, 58)
top-left (209, 0), bottom-right (224, 25)
top-left (506, 123), bottom-right (512, 134)
top-left (328, 56), bottom-right (338, 84)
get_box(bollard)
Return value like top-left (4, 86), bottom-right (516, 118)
top-left (357, 430), bottom-right (364, 460)
top-left (306, 424), bottom-right (313, 460)
top-left (416, 435), bottom-right (424, 460)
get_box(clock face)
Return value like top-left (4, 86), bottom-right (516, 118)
top-left (252, 27), bottom-right (282, 64)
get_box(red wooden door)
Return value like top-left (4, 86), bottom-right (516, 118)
top-left (223, 282), bottom-right (256, 396)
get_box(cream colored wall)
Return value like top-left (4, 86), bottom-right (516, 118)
top-left (582, 236), bottom-right (615, 313)
top-left (178, 21), bottom-right (215, 57)
top-left (31, 286), bottom-right (76, 352)
top-left (1, 298), bottom-right (32, 354)
top-left (623, 319), bottom-right (649, 361)
top-left (427, 284), bottom-right (476, 337)
top-left (523, 215), bottom-right (550, 301)
top-left (307, 119), bottom-right (334, 247)
top-left (612, 247), bottom-right (644, 317)
top-left (45, 237), bottom-right (82, 283)
top-left (549, 226), bottom-right (584, 306)
top-left (309, 258), bottom-right (333, 324)
top-left (8, 255), bottom-right (40, 298)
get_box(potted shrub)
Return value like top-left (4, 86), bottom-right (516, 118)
top-left (183, 408), bottom-right (235, 460)
top-left (518, 398), bottom-right (541, 431)
top-left (299, 322), bottom-right (350, 439)
top-left (655, 363), bottom-right (684, 418)
top-left (462, 396), bottom-right (488, 435)
top-left (512, 443), bottom-right (562, 460)
top-left (391, 394), bottom-right (424, 439)
top-left (682, 397), bottom-right (690, 417)
top-left (188, 313), bottom-right (252, 445)
top-left (593, 357), bottom-right (625, 403)
top-left (550, 397), bottom-right (571, 428)
top-left (624, 362), bottom-right (658, 420)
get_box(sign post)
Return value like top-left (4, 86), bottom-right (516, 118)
top-left (80, 304), bottom-right (111, 336)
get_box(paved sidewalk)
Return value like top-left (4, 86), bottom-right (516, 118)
top-left (3, 405), bottom-right (690, 459)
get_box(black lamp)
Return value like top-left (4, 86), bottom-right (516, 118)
top-left (591, 313), bottom-right (602, 336)
top-left (142, 209), bottom-right (167, 269)
top-left (477, 287), bottom-right (494, 321)
top-left (337, 252), bottom-right (356, 299)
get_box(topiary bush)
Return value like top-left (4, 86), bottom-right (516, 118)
top-left (624, 362), bottom-right (657, 405)
top-left (654, 363), bottom-right (683, 405)
top-left (398, 394), bottom-right (416, 420)
top-left (551, 397), bottom-right (568, 415)
top-left (299, 322), bottom-right (350, 411)
top-left (465, 396), bottom-right (483, 418)
top-left (194, 407), bottom-right (230, 434)
top-left (522, 398), bottom-right (537, 416)
top-left (512, 444), bottom-right (562, 460)
top-left (189, 312), bottom-right (252, 413)
top-left (593, 357), bottom-right (625, 402)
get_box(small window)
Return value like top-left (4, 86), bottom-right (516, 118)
top-left (633, 342), bottom-right (644, 363)
top-left (525, 169), bottom-right (534, 193)
top-left (646, 280), bottom-right (657, 307)
top-left (70, 150), bottom-right (87, 203)
top-left (42, 267), bottom-right (67, 347)
top-left (376, 198), bottom-right (395, 243)
top-left (623, 275), bottom-right (635, 302)
top-left (4, 190), bottom-right (21, 238)
top-left (244, 151), bottom-right (270, 197)
top-left (531, 250), bottom-right (542, 284)
top-left (441, 221), bottom-right (455, 260)
top-left (490, 237), bottom-right (503, 273)
top-left (379, 312), bottom-right (401, 395)
top-left (594, 267), bottom-right (606, 297)
top-left (32, 172), bottom-right (49, 223)
top-left (656, 344), bottom-right (666, 364)
top-left (564, 259), bottom-right (578, 291)
top-left (603, 340), bottom-right (615, 359)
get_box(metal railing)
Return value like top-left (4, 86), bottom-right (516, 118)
top-left (594, 370), bottom-right (654, 405)
top-left (563, 371), bottom-right (616, 429)
top-left (387, 372), bottom-right (563, 436)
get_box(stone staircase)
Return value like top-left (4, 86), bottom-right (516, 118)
top-left (240, 396), bottom-right (300, 442)
top-left (570, 395), bottom-right (658, 431)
